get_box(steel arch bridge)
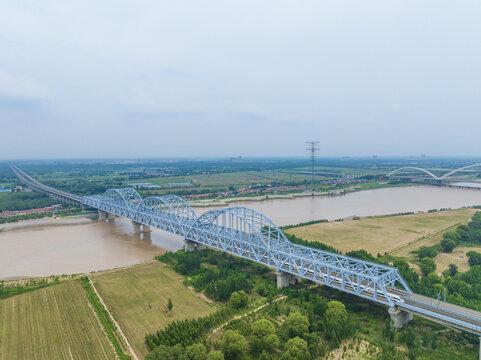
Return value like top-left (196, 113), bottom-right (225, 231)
top-left (11, 165), bottom-right (481, 344)
top-left (386, 163), bottom-right (481, 180)
top-left (84, 188), bottom-right (412, 307)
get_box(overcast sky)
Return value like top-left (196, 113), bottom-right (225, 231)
top-left (1, 1), bottom-right (480, 159)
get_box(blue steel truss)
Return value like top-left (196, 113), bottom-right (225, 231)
top-left (83, 188), bottom-right (412, 307)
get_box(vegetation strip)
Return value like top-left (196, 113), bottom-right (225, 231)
top-left (88, 277), bottom-right (139, 360)
top-left (80, 276), bottom-right (132, 360)
top-left (0, 278), bottom-right (60, 300)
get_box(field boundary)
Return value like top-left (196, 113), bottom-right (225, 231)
top-left (80, 277), bottom-right (133, 360)
top-left (88, 277), bottom-right (139, 360)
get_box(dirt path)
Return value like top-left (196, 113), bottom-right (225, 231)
top-left (88, 277), bottom-right (139, 360)
top-left (207, 295), bottom-right (287, 341)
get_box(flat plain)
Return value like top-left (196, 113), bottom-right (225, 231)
top-left (91, 261), bottom-right (215, 357)
top-left (285, 208), bottom-right (476, 255)
top-left (0, 281), bottom-right (115, 360)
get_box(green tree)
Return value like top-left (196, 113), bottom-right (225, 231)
top-left (145, 344), bottom-right (185, 360)
top-left (467, 251), bottom-right (481, 266)
top-left (420, 257), bottom-right (436, 276)
top-left (230, 290), bottom-right (248, 309)
top-left (221, 330), bottom-right (247, 359)
top-left (383, 319), bottom-right (396, 341)
top-left (167, 298), bottom-right (173, 312)
top-left (238, 290), bottom-right (248, 308)
top-left (251, 318), bottom-right (279, 355)
top-left (441, 239), bottom-right (456, 253)
top-left (281, 337), bottom-right (310, 360)
top-left (443, 231), bottom-right (460, 244)
top-left (207, 351), bottom-right (224, 360)
top-left (185, 343), bottom-right (207, 360)
top-left (448, 263), bottom-right (458, 276)
top-left (230, 292), bottom-right (241, 309)
top-left (284, 312), bottom-right (309, 339)
top-left (323, 300), bottom-right (350, 347)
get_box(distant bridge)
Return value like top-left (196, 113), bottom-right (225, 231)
top-left (387, 164), bottom-right (481, 181)
top-left (10, 165), bottom-right (481, 354)
top-left (10, 164), bottom-right (83, 206)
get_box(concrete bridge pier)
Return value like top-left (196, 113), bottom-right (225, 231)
top-left (184, 239), bottom-right (196, 252)
top-left (388, 307), bottom-right (413, 329)
top-left (183, 239), bottom-right (206, 251)
top-left (98, 210), bottom-right (107, 220)
top-left (132, 221), bottom-right (141, 234)
top-left (142, 231), bottom-right (152, 242)
top-left (275, 271), bottom-right (299, 289)
top-left (132, 222), bottom-right (152, 234)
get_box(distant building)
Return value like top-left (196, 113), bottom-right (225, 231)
top-left (168, 182), bottom-right (192, 187)
top-left (128, 182), bottom-right (162, 189)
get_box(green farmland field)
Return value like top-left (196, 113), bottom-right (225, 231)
top-left (0, 281), bottom-right (115, 360)
top-left (286, 208), bottom-right (476, 256)
top-left (91, 261), bottom-right (215, 357)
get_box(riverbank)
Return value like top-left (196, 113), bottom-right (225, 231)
top-left (0, 216), bottom-right (93, 232)
top-left (189, 182), bottom-right (416, 208)
top-left (190, 188), bottom-right (363, 208)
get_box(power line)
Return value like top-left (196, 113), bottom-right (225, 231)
top-left (306, 141), bottom-right (320, 185)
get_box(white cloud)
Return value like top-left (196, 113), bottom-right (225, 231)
top-left (0, 1), bottom-right (480, 158)
top-left (0, 71), bottom-right (49, 101)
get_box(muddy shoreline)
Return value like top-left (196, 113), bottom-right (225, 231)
top-left (0, 216), bottom-right (93, 232)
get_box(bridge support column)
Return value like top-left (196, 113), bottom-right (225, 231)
top-left (142, 225), bottom-right (151, 233)
top-left (98, 210), bottom-right (107, 220)
top-left (184, 239), bottom-right (196, 252)
top-left (388, 307), bottom-right (413, 329)
top-left (276, 271), bottom-right (291, 289)
top-left (132, 221), bottom-right (141, 234)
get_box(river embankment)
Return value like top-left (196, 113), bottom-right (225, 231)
top-left (0, 216), bottom-right (93, 232)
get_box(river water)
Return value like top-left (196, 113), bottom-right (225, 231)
top-left (214, 186), bottom-right (481, 225)
top-left (2, 186), bottom-right (481, 279)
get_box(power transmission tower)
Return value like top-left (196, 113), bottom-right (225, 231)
top-left (306, 141), bottom-right (320, 186)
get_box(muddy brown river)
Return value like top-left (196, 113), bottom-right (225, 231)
top-left (2, 186), bottom-right (481, 279)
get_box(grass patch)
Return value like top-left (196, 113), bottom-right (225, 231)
top-left (285, 209), bottom-right (476, 256)
top-left (435, 246), bottom-right (481, 274)
top-left (91, 261), bottom-right (215, 357)
top-left (0, 281), bottom-right (116, 360)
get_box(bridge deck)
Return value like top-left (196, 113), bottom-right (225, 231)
top-left (393, 290), bottom-right (481, 335)
top-left (11, 164), bottom-right (83, 204)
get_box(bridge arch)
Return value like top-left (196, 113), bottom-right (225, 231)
top-left (440, 163), bottom-right (481, 179)
top-left (103, 188), bottom-right (142, 209)
top-left (186, 207), bottom-right (289, 249)
top-left (386, 167), bottom-right (439, 180)
top-left (137, 195), bottom-right (197, 221)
